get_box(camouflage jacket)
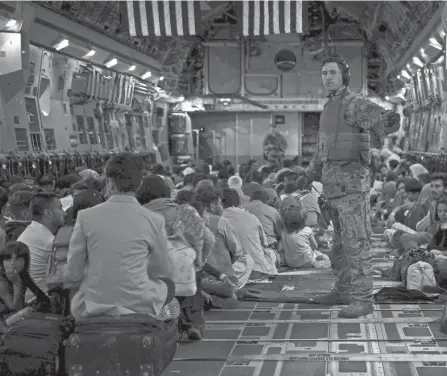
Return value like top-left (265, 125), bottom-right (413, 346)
top-left (306, 89), bottom-right (390, 199)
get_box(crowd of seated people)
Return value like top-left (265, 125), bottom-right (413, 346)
top-left (0, 154), bottom-right (332, 341)
top-left (368, 147), bottom-right (447, 285)
top-left (1, 147), bottom-right (444, 344)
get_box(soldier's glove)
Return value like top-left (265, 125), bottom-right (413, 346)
top-left (382, 110), bottom-right (401, 132)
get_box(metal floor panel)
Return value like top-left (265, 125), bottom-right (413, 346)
top-left (163, 234), bottom-right (447, 376)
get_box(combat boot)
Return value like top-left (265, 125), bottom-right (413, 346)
top-left (338, 302), bottom-right (373, 318)
top-left (313, 291), bottom-right (350, 305)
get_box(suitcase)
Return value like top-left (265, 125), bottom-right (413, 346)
top-left (0, 313), bottom-right (73, 376)
top-left (65, 315), bottom-right (179, 376)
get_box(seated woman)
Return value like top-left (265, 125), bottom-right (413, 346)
top-left (137, 175), bottom-right (215, 340)
top-left (280, 206), bottom-right (329, 269)
top-left (221, 188), bottom-right (277, 281)
top-left (427, 197), bottom-right (447, 256)
top-left (0, 241), bottom-right (29, 316)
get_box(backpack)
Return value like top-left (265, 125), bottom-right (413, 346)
top-left (387, 247), bottom-right (435, 283)
top-left (46, 226), bottom-right (74, 289)
top-left (406, 261), bottom-right (437, 291)
top-left (0, 313), bottom-right (75, 376)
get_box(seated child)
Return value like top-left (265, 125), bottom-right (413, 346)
top-left (280, 206), bottom-right (329, 269)
top-left (374, 181), bottom-right (397, 222)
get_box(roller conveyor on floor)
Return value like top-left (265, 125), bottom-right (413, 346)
top-left (162, 233), bottom-right (447, 376)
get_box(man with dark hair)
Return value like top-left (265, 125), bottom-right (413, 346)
top-left (244, 189), bottom-right (283, 251)
top-left (414, 172), bottom-right (447, 232)
top-left (151, 163), bottom-right (175, 191)
top-left (217, 168), bottom-right (230, 181)
top-left (192, 173), bottom-right (208, 188)
top-left (18, 192), bottom-right (65, 301)
top-left (198, 163), bottom-right (211, 176)
top-left (151, 163), bottom-right (165, 176)
top-left (283, 171), bottom-right (299, 186)
top-left (5, 190), bottom-right (36, 241)
top-left (193, 186), bottom-right (248, 295)
top-left (221, 188), bottom-right (276, 280)
top-left (242, 171), bottom-right (263, 199)
top-left (396, 172), bottom-right (447, 252)
top-left (385, 179), bottom-right (428, 249)
top-left (64, 152), bottom-right (176, 321)
top-left (179, 171), bottom-right (196, 192)
top-left (36, 174), bottom-right (56, 193)
top-left (306, 54), bottom-right (400, 317)
top-left (194, 187), bottom-right (243, 278)
top-left (247, 159), bottom-right (258, 174)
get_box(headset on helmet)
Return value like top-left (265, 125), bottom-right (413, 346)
top-left (322, 54), bottom-right (351, 86)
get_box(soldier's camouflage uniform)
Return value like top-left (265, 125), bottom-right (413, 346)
top-left (306, 88), bottom-right (397, 317)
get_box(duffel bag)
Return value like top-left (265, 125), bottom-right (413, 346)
top-left (0, 313), bottom-right (75, 376)
top-left (65, 314), bottom-right (179, 376)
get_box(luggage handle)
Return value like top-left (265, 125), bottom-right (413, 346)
top-left (75, 315), bottom-right (170, 330)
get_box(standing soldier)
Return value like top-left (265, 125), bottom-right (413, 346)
top-left (306, 54), bottom-right (400, 318)
top-left (262, 123), bottom-right (288, 169)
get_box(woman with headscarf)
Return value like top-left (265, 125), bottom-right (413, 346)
top-left (137, 175), bottom-right (215, 340)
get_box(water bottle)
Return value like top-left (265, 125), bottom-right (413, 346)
top-left (440, 302), bottom-right (447, 334)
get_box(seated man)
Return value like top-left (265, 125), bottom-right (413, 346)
top-left (398, 173), bottom-right (447, 252)
top-left (64, 153), bottom-right (177, 321)
top-left (244, 189), bottom-right (283, 250)
top-left (385, 179), bottom-right (428, 251)
top-left (192, 186), bottom-right (244, 306)
top-left (18, 192), bottom-right (66, 302)
top-left (4, 191), bottom-right (36, 242)
top-left (242, 171), bottom-right (263, 199)
top-left (222, 188), bottom-right (276, 280)
top-left (294, 176), bottom-right (321, 228)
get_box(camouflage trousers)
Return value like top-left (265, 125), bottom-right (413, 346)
top-left (328, 192), bottom-right (374, 303)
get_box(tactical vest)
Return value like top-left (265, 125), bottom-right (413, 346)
top-left (318, 91), bottom-right (370, 164)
